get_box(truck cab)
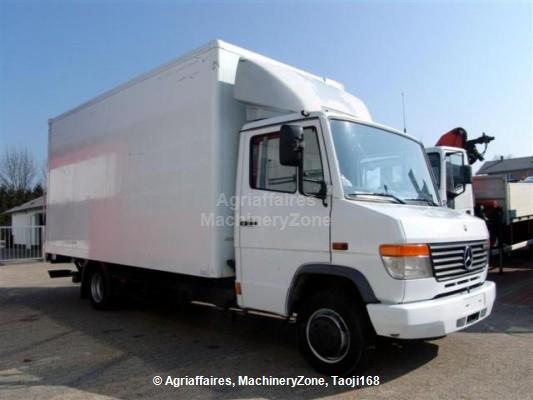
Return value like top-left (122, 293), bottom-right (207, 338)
top-left (426, 146), bottom-right (474, 214)
top-left (231, 58), bottom-right (495, 374)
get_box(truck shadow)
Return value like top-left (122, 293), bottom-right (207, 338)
top-left (463, 250), bottom-right (533, 336)
top-left (0, 284), bottom-right (440, 399)
top-left (464, 268), bottom-right (533, 335)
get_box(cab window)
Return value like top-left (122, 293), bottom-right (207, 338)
top-left (250, 133), bottom-right (297, 193)
top-left (301, 128), bottom-right (325, 196)
top-left (250, 127), bottom-right (324, 196)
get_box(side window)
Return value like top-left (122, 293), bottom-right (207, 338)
top-left (250, 133), bottom-right (297, 193)
top-left (445, 152), bottom-right (464, 191)
top-left (302, 128), bottom-right (325, 196)
top-left (428, 153), bottom-right (441, 187)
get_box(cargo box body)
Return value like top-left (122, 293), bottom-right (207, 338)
top-left (473, 175), bottom-right (533, 223)
top-left (46, 43), bottom-right (247, 278)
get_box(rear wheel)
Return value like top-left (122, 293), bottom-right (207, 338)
top-left (88, 267), bottom-right (114, 310)
top-left (298, 291), bottom-right (369, 376)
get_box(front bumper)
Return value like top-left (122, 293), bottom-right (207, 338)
top-left (367, 281), bottom-right (496, 339)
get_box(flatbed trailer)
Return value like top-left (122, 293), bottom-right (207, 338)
top-left (473, 175), bottom-right (533, 271)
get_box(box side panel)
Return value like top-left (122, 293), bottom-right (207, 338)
top-left (46, 47), bottom-right (227, 277)
top-left (473, 176), bottom-right (508, 202)
top-left (509, 183), bottom-right (533, 218)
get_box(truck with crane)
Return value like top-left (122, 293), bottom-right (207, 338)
top-left (426, 128), bottom-right (532, 267)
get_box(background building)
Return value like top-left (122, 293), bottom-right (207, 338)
top-left (3, 195), bottom-right (45, 247)
top-left (477, 156), bottom-right (533, 181)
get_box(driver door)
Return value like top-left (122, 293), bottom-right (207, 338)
top-left (236, 119), bottom-right (331, 315)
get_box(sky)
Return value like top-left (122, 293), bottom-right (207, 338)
top-left (1, 0), bottom-right (532, 172)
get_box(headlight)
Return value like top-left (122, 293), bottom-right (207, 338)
top-left (379, 244), bottom-right (433, 280)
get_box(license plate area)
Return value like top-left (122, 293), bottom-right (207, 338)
top-left (456, 293), bottom-right (487, 328)
top-left (464, 293), bottom-right (484, 310)
top-left (456, 309), bottom-right (487, 328)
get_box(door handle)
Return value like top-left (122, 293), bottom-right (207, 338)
top-left (240, 220), bottom-right (258, 227)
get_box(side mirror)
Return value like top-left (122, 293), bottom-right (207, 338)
top-left (446, 164), bottom-right (455, 199)
top-left (446, 156), bottom-right (471, 199)
top-left (280, 125), bottom-right (304, 166)
top-left (461, 165), bottom-right (472, 185)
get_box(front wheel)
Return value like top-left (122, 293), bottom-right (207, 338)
top-left (297, 291), bottom-right (369, 376)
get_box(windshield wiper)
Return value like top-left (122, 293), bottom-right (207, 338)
top-left (347, 192), bottom-right (406, 204)
top-left (404, 196), bottom-right (438, 206)
top-left (406, 169), bottom-right (437, 206)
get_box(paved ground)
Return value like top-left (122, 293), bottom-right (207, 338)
top-left (1, 251), bottom-right (532, 400)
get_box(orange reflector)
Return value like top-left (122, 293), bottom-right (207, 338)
top-left (379, 244), bottom-right (429, 257)
top-left (332, 242), bottom-right (349, 251)
top-left (235, 282), bottom-right (242, 295)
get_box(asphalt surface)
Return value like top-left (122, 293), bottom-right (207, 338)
top-left (1, 251), bottom-right (532, 400)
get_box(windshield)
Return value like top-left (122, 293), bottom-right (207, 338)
top-left (330, 120), bottom-right (439, 205)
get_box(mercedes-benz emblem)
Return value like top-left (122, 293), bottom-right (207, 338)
top-left (463, 246), bottom-right (474, 270)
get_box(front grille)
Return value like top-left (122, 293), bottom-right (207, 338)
top-left (429, 240), bottom-right (488, 282)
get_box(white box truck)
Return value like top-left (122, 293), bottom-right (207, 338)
top-left (46, 40), bottom-right (496, 375)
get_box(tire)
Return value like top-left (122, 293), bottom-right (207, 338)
top-left (88, 266), bottom-right (114, 310)
top-left (297, 291), bottom-right (370, 376)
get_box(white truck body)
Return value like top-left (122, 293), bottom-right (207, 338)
top-left (47, 40), bottom-right (495, 374)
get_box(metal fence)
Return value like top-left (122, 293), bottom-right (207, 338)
top-left (0, 226), bottom-right (45, 262)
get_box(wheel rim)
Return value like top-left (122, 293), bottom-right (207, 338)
top-left (306, 308), bottom-right (350, 364)
top-left (90, 272), bottom-right (104, 303)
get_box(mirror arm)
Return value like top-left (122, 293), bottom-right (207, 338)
top-left (320, 181), bottom-right (328, 207)
top-left (300, 173), bottom-right (329, 207)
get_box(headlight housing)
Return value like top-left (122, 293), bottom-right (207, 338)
top-left (379, 244), bottom-right (433, 280)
